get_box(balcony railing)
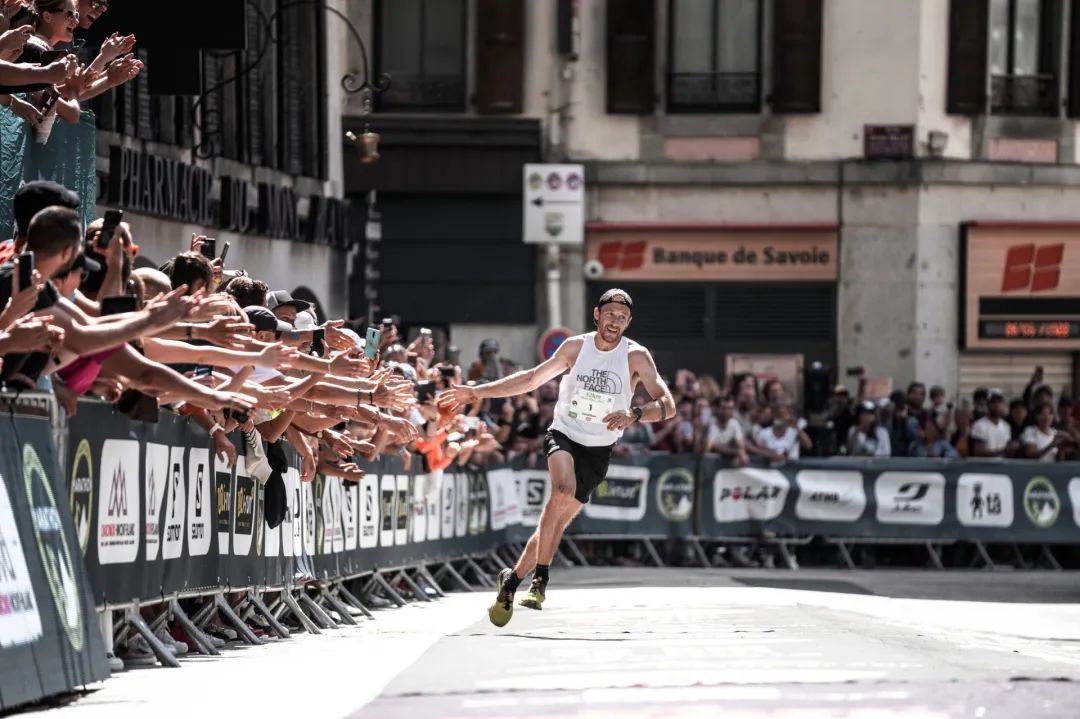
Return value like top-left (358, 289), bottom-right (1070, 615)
top-left (667, 71), bottom-right (761, 113)
top-left (376, 74), bottom-right (467, 111)
top-left (990, 73), bottom-right (1058, 116)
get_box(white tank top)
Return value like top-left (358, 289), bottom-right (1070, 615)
top-left (549, 333), bottom-right (636, 447)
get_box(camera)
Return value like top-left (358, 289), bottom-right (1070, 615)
top-left (584, 259), bottom-right (605, 279)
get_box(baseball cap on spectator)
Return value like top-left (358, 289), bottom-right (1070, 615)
top-left (292, 311), bottom-right (318, 331)
top-left (14, 181), bottom-right (80, 237)
top-left (987, 388), bottom-right (1005, 402)
top-left (857, 400), bottom-right (876, 414)
top-left (266, 290), bottom-right (311, 313)
top-left (834, 384), bottom-right (849, 396)
top-left (338, 328), bottom-right (363, 352)
top-left (244, 306), bottom-right (293, 334)
top-left (480, 339), bottom-right (499, 354)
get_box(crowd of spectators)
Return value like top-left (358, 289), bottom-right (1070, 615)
top-left (592, 366), bottom-right (1080, 465)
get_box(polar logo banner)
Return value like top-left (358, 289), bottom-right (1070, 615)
top-left (0, 471), bottom-right (42, 648)
top-left (395, 475), bottom-right (410, 546)
top-left (359, 474), bottom-right (378, 549)
top-left (454, 473), bottom-right (469, 538)
top-left (874, 472), bottom-right (946, 525)
top-left (68, 440), bottom-right (93, 558)
top-left (343, 481), bottom-right (359, 551)
top-left (96, 439), bottom-right (139, 565)
top-left (519, 471), bottom-right (550, 527)
top-left (186, 449), bottom-right (212, 557)
top-left (162, 450), bottom-right (186, 560)
top-left (441, 473), bottom-right (456, 540)
top-left (713, 469), bottom-right (790, 523)
top-left (379, 475), bottom-right (396, 547)
top-left (1070, 478), bottom-right (1080, 529)
top-left (957, 474), bottom-right (1013, 528)
top-left (794, 470), bottom-right (866, 522)
top-left (143, 443), bottom-right (169, 561)
top-left (584, 465), bottom-right (649, 522)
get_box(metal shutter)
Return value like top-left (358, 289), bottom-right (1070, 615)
top-left (957, 353), bottom-right (1073, 402)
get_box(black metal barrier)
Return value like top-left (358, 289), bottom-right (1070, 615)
top-left (67, 400), bottom-right (509, 606)
top-left (6, 392), bottom-right (1080, 706)
top-left (0, 403), bottom-right (108, 711)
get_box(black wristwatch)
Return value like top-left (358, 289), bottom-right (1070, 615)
top-left (631, 406), bottom-right (644, 423)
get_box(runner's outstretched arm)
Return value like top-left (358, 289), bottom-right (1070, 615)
top-left (442, 338), bottom-right (581, 408)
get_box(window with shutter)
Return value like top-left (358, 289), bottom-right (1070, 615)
top-left (475, 0), bottom-right (525, 113)
top-left (988, 0), bottom-right (1061, 116)
top-left (770, 0), bottom-right (821, 113)
top-left (607, 0), bottom-right (656, 114)
top-left (947, 0), bottom-right (990, 115)
top-left (375, 0), bottom-right (467, 111)
top-left (1069, 0), bottom-right (1080, 116)
top-left (668, 0), bottom-right (761, 113)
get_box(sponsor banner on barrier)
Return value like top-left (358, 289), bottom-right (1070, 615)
top-left (794, 470), bottom-right (866, 522)
top-left (0, 414), bottom-right (108, 711)
top-left (874, 472), bottom-right (946, 526)
top-left (1070, 478), bottom-right (1080, 528)
top-left (584, 465), bottom-right (650, 522)
top-left (0, 471), bottom-right (41, 648)
top-left (96, 440), bottom-right (139, 565)
top-left (1023, 476), bottom-right (1061, 529)
top-left (956, 474), bottom-right (1013, 528)
top-left (714, 469), bottom-right (790, 524)
top-left (519, 470), bottom-right (550, 527)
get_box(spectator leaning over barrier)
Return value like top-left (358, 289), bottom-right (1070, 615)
top-left (971, 389), bottom-right (1016, 458)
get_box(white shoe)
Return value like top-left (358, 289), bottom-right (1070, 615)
top-left (106, 651), bottom-right (125, 673)
top-left (155, 625), bottom-right (188, 656)
top-left (119, 636), bottom-right (157, 667)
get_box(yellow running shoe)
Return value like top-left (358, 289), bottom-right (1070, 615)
top-left (488, 568), bottom-right (515, 627)
top-left (518, 576), bottom-right (546, 610)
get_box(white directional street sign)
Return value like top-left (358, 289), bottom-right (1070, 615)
top-left (523, 163), bottom-right (585, 245)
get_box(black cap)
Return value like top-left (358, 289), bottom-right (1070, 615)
top-left (597, 288), bottom-right (633, 312)
top-left (266, 290), bottom-right (311, 313)
top-left (244, 306), bottom-right (293, 333)
top-left (70, 250), bottom-right (101, 275)
top-left (14, 181), bottom-right (79, 237)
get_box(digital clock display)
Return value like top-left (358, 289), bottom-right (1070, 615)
top-left (978, 320), bottom-right (1080, 340)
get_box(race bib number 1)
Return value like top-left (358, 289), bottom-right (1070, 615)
top-left (567, 389), bottom-right (615, 425)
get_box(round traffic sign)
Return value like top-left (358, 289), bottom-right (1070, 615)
top-left (538, 327), bottom-right (574, 361)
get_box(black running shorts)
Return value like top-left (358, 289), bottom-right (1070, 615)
top-left (543, 430), bottom-right (615, 503)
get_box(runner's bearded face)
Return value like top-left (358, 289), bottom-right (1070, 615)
top-left (593, 304), bottom-right (631, 343)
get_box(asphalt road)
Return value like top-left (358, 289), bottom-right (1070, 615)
top-left (31, 569), bottom-right (1080, 719)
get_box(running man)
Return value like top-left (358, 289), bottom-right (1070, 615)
top-left (441, 289), bottom-right (675, 626)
